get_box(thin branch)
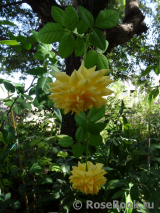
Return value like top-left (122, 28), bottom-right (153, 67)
top-left (1, 0), bottom-right (26, 8)
top-left (0, 0), bottom-right (38, 9)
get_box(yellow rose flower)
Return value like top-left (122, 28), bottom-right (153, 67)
top-left (48, 61), bottom-right (113, 115)
top-left (69, 161), bottom-right (107, 195)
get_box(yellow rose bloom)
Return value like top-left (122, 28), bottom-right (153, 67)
top-left (48, 61), bottom-right (114, 115)
top-left (69, 161), bottom-right (107, 195)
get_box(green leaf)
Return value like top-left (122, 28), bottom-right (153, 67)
top-left (32, 30), bottom-right (39, 41)
top-left (3, 125), bottom-right (15, 143)
top-left (141, 171), bottom-right (147, 184)
top-left (4, 100), bottom-right (13, 106)
top-left (87, 121), bottom-right (106, 135)
top-left (103, 167), bottom-right (114, 171)
top-left (141, 65), bottom-right (156, 76)
top-left (38, 23), bottom-right (65, 44)
top-left (50, 65), bottom-right (60, 72)
top-left (15, 97), bottom-right (25, 103)
top-left (61, 164), bottom-right (70, 174)
top-left (63, 5), bottom-right (79, 31)
top-left (5, 193), bottom-right (11, 201)
top-left (29, 34), bottom-right (37, 43)
top-left (130, 184), bottom-right (139, 201)
top-left (26, 67), bottom-right (47, 75)
top-left (78, 6), bottom-right (94, 28)
top-left (38, 142), bottom-right (45, 148)
top-left (22, 94), bottom-right (33, 100)
top-left (75, 37), bottom-right (85, 51)
top-left (22, 102), bottom-right (32, 110)
top-left (9, 32), bottom-right (16, 40)
top-left (96, 40), bottom-right (109, 54)
top-left (148, 88), bottom-right (159, 108)
top-left (36, 76), bottom-right (52, 98)
top-left (89, 134), bottom-right (102, 146)
top-left (89, 28), bottom-right (106, 50)
top-left (96, 122), bottom-right (106, 132)
top-left (58, 136), bottom-right (73, 147)
top-left (33, 98), bottom-right (40, 107)
top-left (22, 42), bottom-right (32, 50)
top-left (97, 54), bottom-right (109, 70)
top-left (46, 177), bottom-right (53, 183)
top-left (88, 105), bottom-right (105, 122)
top-left (155, 65), bottom-right (160, 75)
top-left (149, 189), bottom-right (160, 203)
top-left (54, 107), bottom-right (62, 123)
top-left (58, 34), bottom-right (75, 58)
top-left (41, 43), bottom-right (52, 51)
top-left (113, 179), bottom-right (129, 187)
top-left (95, 10), bottom-right (119, 29)
top-left (111, 190), bottom-right (124, 199)
top-left (3, 82), bottom-right (15, 93)
top-left (75, 111), bottom-right (87, 125)
top-left (77, 20), bottom-right (88, 34)
top-left (13, 82), bottom-right (23, 88)
top-left (13, 200), bottom-right (21, 209)
top-left (0, 20), bottom-right (16, 26)
top-left (51, 6), bottom-right (64, 26)
top-left (14, 45), bottom-right (22, 52)
top-left (16, 35), bottom-right (27, 43)
top-left (85, 50), bottom-right (97, 69)
top-left (29, 163), bottom-right (42, 174)
top-left (13, 105), bottom-right (22, 115)
top-left (76, 126), bottom-right (86, 142)
top-left (30, 138), bottom-right (41, 146)
top-left (0, 40), bottom-right (20, 45)
top-left (33, 50), bottom-right (46, 60)
top-left (75, 45), bottom-right (85, 56)
top-left (49, 53), bottom-right (57, 64)
top-left (57, 151), bottom-right (68, 158)
top-left (49, 163), bottom-right (61, 172)
top-left (72, 143), bottom-right (83, 158)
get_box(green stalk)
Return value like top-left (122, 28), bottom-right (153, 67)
top-left (85, 141), bottom-right (89, 171)
top-left (85, 133), bottom-right (90, 172)
top-left (83, 42), bottom-right (87, 66)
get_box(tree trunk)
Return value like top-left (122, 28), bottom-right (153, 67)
top-left (60, 55), bottom-right (82, 140)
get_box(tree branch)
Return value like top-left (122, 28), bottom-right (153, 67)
top-left (71, 0), bottom-right (78, 11)
top-left (124, 0), bottom-right (141, 22)
top-left (25, 0), bottom-right (65, 25)
top-left (104, 0), bottom-right (148, 53)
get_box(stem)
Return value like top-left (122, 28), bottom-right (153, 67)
top-left (83, 42), bottom-right (87, 66)
top-left (85, 135), bottom-right (90, 172)
top-left (148, 138), bottom-right (150, 174)
top-left (33, 175), bottom-right (36, 213)
top-left (9, 92), bottom-right (30, 213)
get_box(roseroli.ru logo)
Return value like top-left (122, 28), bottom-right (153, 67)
top-left (73, 200), bottom-right (154, 210)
